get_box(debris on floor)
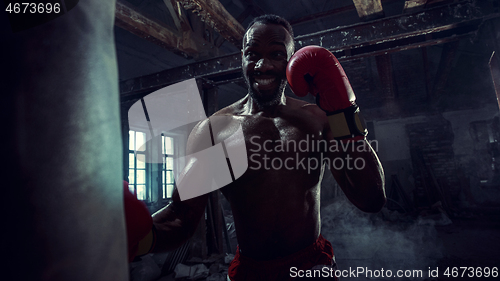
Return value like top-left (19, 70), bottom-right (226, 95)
top-left (130, 254), bottom-right (162, 281)
top-left (173, 263), bottom-right (209, 280)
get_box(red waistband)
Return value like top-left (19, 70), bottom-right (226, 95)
top-left (228, 234), bottom-right (335, 281)
top-left (234, 234), bottom-right (332, 269)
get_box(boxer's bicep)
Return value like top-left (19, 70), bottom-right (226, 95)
top-left (150, 120), bottom-right (212, 251)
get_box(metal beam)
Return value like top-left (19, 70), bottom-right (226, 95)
top-left (120, 52), bottom-right (242, 100)
top-left (120, 0), bottom-right (499, 99)
top-left (180, 0), bottom-right (245, 49)
top-left (115, 0), bottom-right (198, 58)
top-left (293, 0), bottom-right (495, 52)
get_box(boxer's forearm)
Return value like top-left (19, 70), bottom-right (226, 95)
top-left (151, 194), bottom-right (207, 252)
top-left (151, 205), bottom-right (192, 252)
top-left (330, 140), bottom-right (386, 212)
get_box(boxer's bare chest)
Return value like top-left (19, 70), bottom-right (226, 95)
top-left (243, 112), bottom-right (322, 159)
top-left (214, 105), bottom-right (324, 254)
top-left (213, 104), bottom-right (326, 195)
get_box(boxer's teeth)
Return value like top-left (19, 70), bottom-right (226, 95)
top-left (255, 78), bottom-right (274, 86)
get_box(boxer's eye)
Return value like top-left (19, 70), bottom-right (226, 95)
top-left (272, 51), bottom-right (286, 60)
top-left (245, 51), bottom-right (259, 60)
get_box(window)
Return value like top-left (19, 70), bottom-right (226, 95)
top-left (162, 135), bottom-right (175, 199)
top-left (128, 130), bottom-right (176, 201)
top-left (129, 130), bottom-right (147, 200)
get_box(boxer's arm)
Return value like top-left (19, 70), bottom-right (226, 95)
top-left (151, 189), bottom-right (208, 252)
top-left (149, 119), bottom-right (212, 252)
top-left (321, 110), bottom-right (386, 212)
top-left (287, 45), bottom-right (385, 212)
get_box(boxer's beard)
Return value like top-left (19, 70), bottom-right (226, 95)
top-left (244, 75), bottom-right (287, 107)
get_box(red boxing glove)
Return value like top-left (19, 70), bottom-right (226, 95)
top-left (123, 181), bottom-right (155, 262)
top-left (286, 45), bottom-right (367, 141)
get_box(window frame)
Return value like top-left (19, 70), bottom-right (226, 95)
top-left (161, 134), bottom-right (175, 200)
top-left (128, 130), bottom-right (148, 201)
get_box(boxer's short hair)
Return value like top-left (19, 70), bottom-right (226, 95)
top-left (243, 14), bottom-right (294, 50)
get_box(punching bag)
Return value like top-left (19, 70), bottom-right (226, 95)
top-left (1, 1), bottom-right (128, 280)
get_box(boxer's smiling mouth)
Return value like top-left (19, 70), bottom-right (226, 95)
top-left (255, 78), bottom-right (275, 86)
top-left (252, 74), bottom-right (279, 92)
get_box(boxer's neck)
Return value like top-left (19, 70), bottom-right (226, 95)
top-left (243, 93), bottom-right (287, 117)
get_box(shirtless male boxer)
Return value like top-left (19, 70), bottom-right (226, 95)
top-left (127, 14), bottom-right (386, 281)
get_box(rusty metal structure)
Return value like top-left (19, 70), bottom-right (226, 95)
top-left (119, 0), bottom-right (500, 101)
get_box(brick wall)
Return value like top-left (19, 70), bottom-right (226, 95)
top-left (406, 115), bottom-right (460, 208)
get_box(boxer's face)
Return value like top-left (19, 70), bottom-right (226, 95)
top-left (242, 23), bottom-right (293, 107)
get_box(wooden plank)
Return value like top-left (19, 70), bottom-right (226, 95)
top-left (403, 0), bottom-right (428, 13)
top-left (392, 175), bottom-right (414, 212)
top-left (432, 41), bottom-right (459, 99)
top-left (215, 7), bottom-right (253, 48)
top-left (489, 51), bottom-right (500, 111)
top-left (180, 0), bottom-right (245, 49)
top-left (352, 0), bottom-right (384, 20)
top-left (163, 0), bottom-right (192, 32)
top-left (115, 0), bottom-right (199, 58)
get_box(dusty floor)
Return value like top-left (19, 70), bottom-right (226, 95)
top-left (431, 214), bottom-right (500, 280)
top-left (131, 206), bottom-right (500, 281)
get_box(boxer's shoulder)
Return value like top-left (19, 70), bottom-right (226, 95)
top-left (212, 96), bottom-right (248, 116)
top-left (284, 96), bottom-right (328, 124)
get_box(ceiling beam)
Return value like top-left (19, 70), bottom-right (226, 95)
top-left (352, 0), bottom-right (385, 21)
top-left (403, 0), bottom-right (428, 13)
top-left (115, 0), bottom-right (198, 58)
top-left (119, 0), bottom-right (499, 99)
top-left (163, 0), bottom-right (192, 33)
top-left (290, 0), bottom-right (399, 26)
top-left (180, 0), bottom-right (246, 49)
top-left (293, 0), bottom-right (494, 52)
top-left (214, 7), bottom-right (253, 48)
